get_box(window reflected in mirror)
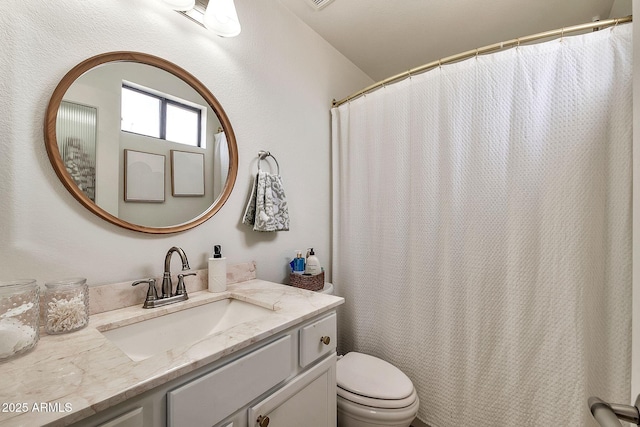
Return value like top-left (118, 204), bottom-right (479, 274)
top-left (120, 84), bottom-right (205, 148)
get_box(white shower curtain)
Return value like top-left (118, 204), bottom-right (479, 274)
top-left (331, 24), bottom-right (632, 426)
top-left (213, 130), bottom-right (229, 197)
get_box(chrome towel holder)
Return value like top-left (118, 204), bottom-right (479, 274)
top-left (257, 150), bottom-right (280, 175)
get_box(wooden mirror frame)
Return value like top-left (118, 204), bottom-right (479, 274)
top-left (44, 51), bottom-right (238, 234)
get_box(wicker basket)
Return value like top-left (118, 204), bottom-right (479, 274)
top-left (289, 271), bottom-right (325, 291)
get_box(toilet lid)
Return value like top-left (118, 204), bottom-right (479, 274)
top-left (337, 352), bottom-right (414, 400)
top-left (338, 385), bottom-right (418, 410)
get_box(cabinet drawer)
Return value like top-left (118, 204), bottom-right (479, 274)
top-left (299, 313), bottom-right (336, 368)
top-left (167, 335), bottom-right (292, 427)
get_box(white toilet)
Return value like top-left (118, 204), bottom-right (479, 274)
top-left (319, 284), bottom-right (420, 427)
top-left (336, 352), bottom-right (419, 427)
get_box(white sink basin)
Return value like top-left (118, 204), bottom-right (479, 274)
top-left (101, 299), bottom-right (273, 361)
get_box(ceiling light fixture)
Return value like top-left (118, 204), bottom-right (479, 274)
top-left (204, 0), bottom-right (241, 37)
top-left (162, 0), bottom-right (196, 12)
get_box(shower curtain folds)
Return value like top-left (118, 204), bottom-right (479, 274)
top-left (331, 23), bottom-right (632, 427)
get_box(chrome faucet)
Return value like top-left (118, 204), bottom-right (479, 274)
top-left (132, 246), bottom-right (193, 309)
top-left (162, 246), bottom-right (190, 298)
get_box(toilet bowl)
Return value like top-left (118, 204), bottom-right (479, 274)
top-left (336, 352), bottom-right (419, 427)
top-left (318, 284), bottom-right (419, 426)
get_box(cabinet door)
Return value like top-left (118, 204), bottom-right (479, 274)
top-left (248, 354), bottom-right (336, 427)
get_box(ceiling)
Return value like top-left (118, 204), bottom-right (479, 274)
top-left (277, 0), bottom-right (624, 82)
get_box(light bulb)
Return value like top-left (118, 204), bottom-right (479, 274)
top-left (161, 0), bottom-right (195, 12)
top-left (204, 0), bottom-right (241, 37)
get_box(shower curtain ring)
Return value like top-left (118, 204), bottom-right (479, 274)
top-left (560, 28), bottom-right (565, 41)
top-left (475, 48), bottom-right (479, 59)
top-left (438, 59), bottom-right (442, 69)
top-left (516, 38), bottom-right (520, 49)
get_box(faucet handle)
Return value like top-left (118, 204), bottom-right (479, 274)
top-left (132, 278), bottom-right (158, 307)
top-left (175, 273), bottom-right (196, 296)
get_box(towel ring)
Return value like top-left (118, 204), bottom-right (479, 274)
top-left (257, 150), bottom-right (280, 175)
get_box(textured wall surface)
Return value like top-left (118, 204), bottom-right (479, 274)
top-left (0, 0), bottom-right (372, 286)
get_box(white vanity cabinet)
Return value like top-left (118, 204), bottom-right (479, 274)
top-left (74, 310), bottom-right (337, 427)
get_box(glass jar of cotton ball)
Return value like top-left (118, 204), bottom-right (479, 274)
top-left (44, 278), bottom-right (89, 335)
top-left (0, 280), bottom-right (40, 361)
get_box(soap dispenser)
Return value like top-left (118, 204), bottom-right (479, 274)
top-left (304, 248), bottom-right (322, 275)
top-left (208, 245), bottom-right (226, 293)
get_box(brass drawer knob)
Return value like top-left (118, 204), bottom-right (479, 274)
top-left (257, 415), bottom-right (270, 427)
top-left (320, 336), bottom-right (331, 345)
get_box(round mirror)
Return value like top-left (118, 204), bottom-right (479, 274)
top-left (44, 52), bottom-right (238, 234)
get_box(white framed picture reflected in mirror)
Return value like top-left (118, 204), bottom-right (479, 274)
top-left (171, 150), bottom-right (205, 197)
top-left (124, 149), bottom-right (165, 203)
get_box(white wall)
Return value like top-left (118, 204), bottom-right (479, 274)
top-left (610, 0), bottom-right (632, 17)
top-left (0, 0), bottom-right (373, 286)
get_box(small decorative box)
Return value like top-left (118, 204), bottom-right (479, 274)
top-left (289, 271), bottom-right (325, 292)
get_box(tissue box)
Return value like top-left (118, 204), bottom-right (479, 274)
top-left (289, 271), bottom-right (325, 291)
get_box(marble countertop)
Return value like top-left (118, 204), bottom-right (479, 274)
top-left (0, 279), bottom-right (343, 427)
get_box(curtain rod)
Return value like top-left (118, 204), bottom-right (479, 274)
top-left (332, 15), bottom-right (632, 108)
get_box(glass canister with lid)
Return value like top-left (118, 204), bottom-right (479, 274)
top-left (44, 277), bottom-right (89, 334)
top-left (0, 279), bottom-right (40, 361)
